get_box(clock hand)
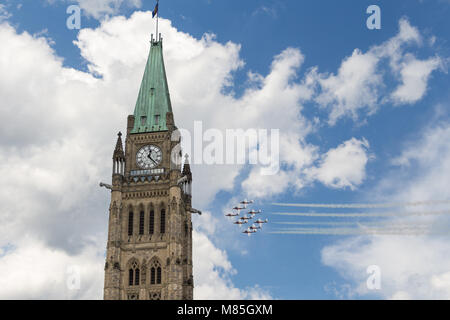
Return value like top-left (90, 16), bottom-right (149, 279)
top-left (147, 152), bottom-right (158, 165)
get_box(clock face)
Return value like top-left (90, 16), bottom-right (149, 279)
top-left (136, 145), bottom-right (162, 169)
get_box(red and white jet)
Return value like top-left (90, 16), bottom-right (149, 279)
top-left (225, 212), bottom-right (239, 218)
top-left (233, 220), bottom-right (248, 226)
top-left (232, 206), bottom-right (245, 213)
top-left (254, 218), bottom-right (268, 225)
top-left (247, 209), bottom-right (262, 215)
top-left (242, 227), bottom-right (257, 236)
top-left (249, 224), bottom-right (261, 231)
top-left (239, 215), bottom-right (253, 221)
top-left (239, 199), bottom-right (254, 208)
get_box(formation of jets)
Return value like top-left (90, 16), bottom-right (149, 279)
top-left (225, 199), bottom-right (268, 236)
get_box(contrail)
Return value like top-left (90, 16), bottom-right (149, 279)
top-left (272, 200), bottom-right (450, 209)
top-left (275, 226), bottom-right (430, 232)
top-left (274, 221), bottom-right (365, 226)
top-left (274, 221), bottom-right (433, 228)
top-left (272, 210), bottom-right (450, 217)
top-left (269, 230), bottom-right (435, 236)
top-left (269, 226), bottom-right (445, 236)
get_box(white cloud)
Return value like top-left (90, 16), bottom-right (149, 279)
top-left (391, 122), bottom-right (450, 201)
top-left (309, 138), bottom-right (371, 190)
top-left (391, 54), bottom-right (442, 104)
top-left (242, 169), bottom-right (291, 199)
top-left (0, 4), bottom-right (11, 22)
top-left (315, 50), bottom-right (381, 124)
top-left (193, 231), bottom-right (272, 299)
top-left (242, 136), bottom-right (372, 198)
top-left (377, 17), bottom-right (422, 67)
top-left (321, 118), bottom-right (450, 299)
top-left (313, 18), bottom-right (443, 124)
top-left (0, 239), bottom-right (104, 299)
top-left (322, 235), bottom-right (450, 299)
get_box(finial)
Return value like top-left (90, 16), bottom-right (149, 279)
top-left (185, 154), bottom-right (189, 162)
top-left (118, 131), bottom-right (122, 137)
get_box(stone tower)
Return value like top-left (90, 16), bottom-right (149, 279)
top-left (102, 36), bottom-right (198, 300)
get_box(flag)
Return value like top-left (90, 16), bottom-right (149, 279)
top-left (152, 2), bottom-right (158, 18)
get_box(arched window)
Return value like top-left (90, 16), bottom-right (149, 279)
top-left (129, 260), bottom-right (140, 286)
top-left (139, 210), bottom-right (145, 235)
top-left (128, 211), bottom-right (134, 236)
top-left (150, 267), bottom-right (156, 284)
top-left (128, 268), bottom-right (134, 286)
top-left (157, 267), bottom-right (161, 284)
top-left (150, 259), bottom-right (162, 285)
top-left (135, 268), bottom-right (140, 285)
top-left (160, 209), bottom-right (166, 234)
top-left (149, 210), bottom-right (154, 235)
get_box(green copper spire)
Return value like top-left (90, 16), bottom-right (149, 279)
top-left (131, 39), bottom-right (173, 133)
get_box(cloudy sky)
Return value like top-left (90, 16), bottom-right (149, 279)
top-left (0, 0), bottom-right (449, 299)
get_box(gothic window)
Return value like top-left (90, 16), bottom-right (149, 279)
top-left (139, 211), bottom-right (145, 235)
top-left (150, 259), bottom-right (162, 285)
top-left (184, 221), bottom-right (188, 236)
top-left (140, 116), bottom-right (147, 126)
top-left (160, 209), bottom-right (166, 234)
top-left (157, 267), bottom-right (161, 284)
top-left (128, 269), bottom-right (134, 286)
top-left (129, 260), bottom-right (140, 286)
top-left (149, 210), bottom-right (154, 234)
top-left (150, 267), bottom-right (155, 285)
top-left (154, 114), bottom-right (160, 125)
top-left (128, 211), bottom-right (134, 236)
top-left (135, 268), bottom-right (140, 285)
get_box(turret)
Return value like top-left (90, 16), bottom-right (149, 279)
top-left (112, 132), bottom-right (125, 176)
top-left (181, 154), bottom-right (192, 196)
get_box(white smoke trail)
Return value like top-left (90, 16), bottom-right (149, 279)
top-left (272, 200), bottom-right (450, 209)
top-left (276, 226), bottom-right (429, 232)
top-left (269, 230), bottom-right (433, 236)
top-left (274, 221), bottom-right (433, 228)
top-left (274, 221), bottom-right (364, 226)
top-left (273, 210), bottom-right (450, 217)
top-left (269, 226), bottom-right (443, 236)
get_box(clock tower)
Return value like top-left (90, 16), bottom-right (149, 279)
top-left (102, 35), bottom-right (198, 300)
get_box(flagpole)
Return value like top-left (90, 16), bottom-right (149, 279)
top-left (156, 0), bottom-right (159, 41)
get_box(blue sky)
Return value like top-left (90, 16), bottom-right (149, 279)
top-left (0, 0), bottom-right (449, 299)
